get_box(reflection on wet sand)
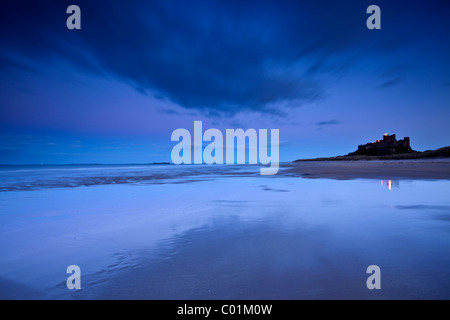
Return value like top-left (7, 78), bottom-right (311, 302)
top-left (380, 179), bottom-right (400, 190)
top-left (1, 164), bottom-right (450, 300)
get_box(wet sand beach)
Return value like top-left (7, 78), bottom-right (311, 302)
top-left (0, 161), bottom-right (449, 299)
top-left (282, 159), bottom-right (450, 180)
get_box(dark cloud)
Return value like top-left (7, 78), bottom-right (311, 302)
top-left (377, 64), bottom-right (406, 89)
top-left (378, 77), bottom-right (403, 89)
top-left (316, 120), bottom-right (340, 127)
top-left (1, 0), bottom-right (448, 116)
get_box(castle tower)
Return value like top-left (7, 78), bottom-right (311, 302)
top-left (403, 137), bottom-right (410, 147)
top-left (382, 134), bottom-right (396, 144)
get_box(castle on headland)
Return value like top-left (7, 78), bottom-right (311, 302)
top-left (348, 134), bottom-right (414, 156)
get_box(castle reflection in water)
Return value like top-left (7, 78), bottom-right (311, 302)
top-left (380, 179), bottom-right (400, 190)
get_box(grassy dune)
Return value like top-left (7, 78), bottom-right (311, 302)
top-left (294, 146), bottom-right (450, 162)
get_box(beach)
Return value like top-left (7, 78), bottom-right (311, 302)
top-left (0, 160), bottom-right (449, 299)
top-left (285, 159), bottom-right (450, 180)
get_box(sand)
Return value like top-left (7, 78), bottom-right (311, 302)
top-left (282, 159), bottom-right (450, 180)
top-left (1, 162), bottom-right (450, 299)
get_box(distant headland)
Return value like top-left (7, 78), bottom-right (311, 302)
top-left (295, 134), bottom-right (450, 162)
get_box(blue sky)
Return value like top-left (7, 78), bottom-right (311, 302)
top-left (1, 0), bottom-right (449, 164)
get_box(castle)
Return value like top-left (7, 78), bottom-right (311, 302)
top-left (349, 134), bottom-right (414, 156)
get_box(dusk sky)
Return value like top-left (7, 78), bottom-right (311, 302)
top-left (1, 0), bottom-right (449, 164)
